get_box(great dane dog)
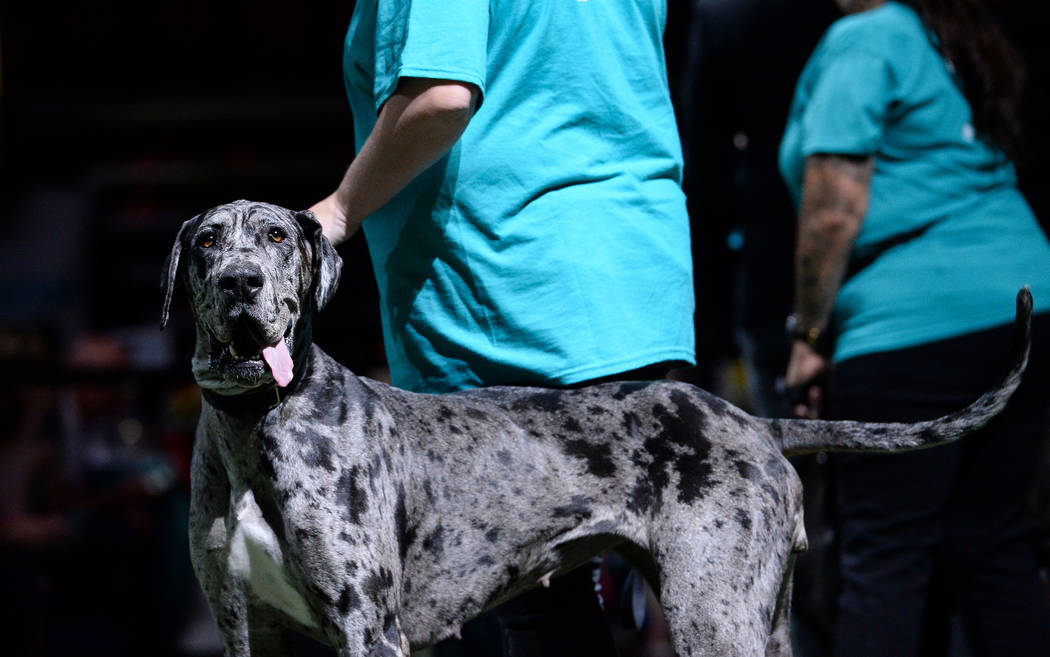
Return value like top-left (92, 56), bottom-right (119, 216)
top-left (161, 200), bottom-right (1032, 657)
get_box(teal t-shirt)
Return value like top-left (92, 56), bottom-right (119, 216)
top-left (779, 1), bottom-right (1050, 363)
top-left (344, 0), bottom-right (695, 392)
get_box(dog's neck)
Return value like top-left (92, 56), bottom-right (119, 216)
top-left (200, 314), bottom-right (314, 415)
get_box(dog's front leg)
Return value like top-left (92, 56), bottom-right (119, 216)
top-left (358, 614), bottom-right (410, 657)
top-left (189, 430), bottom-right (255, 656)
top-left (283, 520), bottom-right (408, 657)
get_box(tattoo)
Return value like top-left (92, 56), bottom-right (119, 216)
top-left (794, 153), bottom-right (874, 335)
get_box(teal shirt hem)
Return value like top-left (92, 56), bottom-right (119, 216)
top-left (546, 347), bottom-right (697, 387)
top-left (375, 65), bottom-right (487, 112)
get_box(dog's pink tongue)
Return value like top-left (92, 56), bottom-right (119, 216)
top-left (262, 338), bottom-right (294, 387)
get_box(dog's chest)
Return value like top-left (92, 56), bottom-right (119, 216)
top-left (226, 489), bottom-right (320, 629)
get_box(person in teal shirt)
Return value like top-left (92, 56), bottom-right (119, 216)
top-left (313, 0), bottom-right (694, 394)
top-left (310, 1), bottom-right (694, 655)
top-left (779, 1), bottom-right (1050, 365)
top-left (780, 1), bottom-right (1050, 655)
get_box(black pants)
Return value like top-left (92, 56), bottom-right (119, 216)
top-left (433, 362), bottom-right (675, 657)
top-left (826, 315), bottom-right (1050, 657)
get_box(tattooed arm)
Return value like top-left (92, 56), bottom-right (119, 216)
top-left (785, 153), bottom-right (874, 418)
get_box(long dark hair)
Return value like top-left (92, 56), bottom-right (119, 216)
top-left (898, 0), bottom-right (1026, 160)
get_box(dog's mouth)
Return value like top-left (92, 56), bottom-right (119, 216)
top-left (209, 319), bottom-right (295, 387)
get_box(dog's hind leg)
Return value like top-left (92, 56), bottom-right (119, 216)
top-left (765, 504), bottom-right (807, 657)
top-left (659, 570), bottom-right (771, 656)
top-left (650, 529), bottom-right (761, 655)
top-left (764, 555), bottom-right (797, 657)
top-left (654, 508), bottom-right (800, 656)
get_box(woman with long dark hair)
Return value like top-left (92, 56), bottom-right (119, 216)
top-left (780, 1), bottom-right (1050, 655)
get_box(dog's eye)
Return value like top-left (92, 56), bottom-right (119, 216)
top-left (197, 231), bottom-right (216, 248)
top-left (269, 228), bottom-right (286, 244)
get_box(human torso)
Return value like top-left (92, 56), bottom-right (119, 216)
top-left (343, 0), bottom-right (695, 391)
top-left (779, 1), bottom-right (1050, 361)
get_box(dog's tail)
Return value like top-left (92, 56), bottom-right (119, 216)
top-left (767, 287), bottom-right (1033, 456)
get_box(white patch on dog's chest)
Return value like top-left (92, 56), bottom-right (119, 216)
top-left (227, 490), bottom-right (319, 629)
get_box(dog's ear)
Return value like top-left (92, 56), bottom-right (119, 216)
top-left (296, 209), bottom-right (343, 312)
top-left (160, 215), bottom-right (200, 330)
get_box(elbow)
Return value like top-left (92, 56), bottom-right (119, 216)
top-left (799, 153), bottom-right (873, 239)
top-left (797, 198), bottom-right (865, 252)
top-left (408, 81), bottom-right (479, 131)
top-left (812, 208), bottom-right (864, 239)
top-left (423, 83), bottom-right (477, 117)
top-left (385, 77), bottom-right (480, 147)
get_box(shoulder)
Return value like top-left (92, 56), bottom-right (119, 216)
top-left (819, 2), bottom-right (926, 61)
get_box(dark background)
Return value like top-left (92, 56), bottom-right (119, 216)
top-left (1, 2), bottom-right (1046, 656)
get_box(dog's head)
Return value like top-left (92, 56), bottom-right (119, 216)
top-left (161, 200), bottom-right (342, 395)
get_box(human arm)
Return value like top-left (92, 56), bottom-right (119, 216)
top-left (785, 153), bottom-right (873, 418)
top-left (311, 77), bottom-right (480, 245)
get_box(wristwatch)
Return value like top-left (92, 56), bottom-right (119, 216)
top-left (785, 314), bottom-right (833, 355)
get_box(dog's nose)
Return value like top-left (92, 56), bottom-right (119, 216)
top-left (218, 264), bottom-right (264, 302)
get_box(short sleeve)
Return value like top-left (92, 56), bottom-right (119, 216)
top-left (374, 0), bottom-right (490, 111)
top-left (800, 51), bottom-right (892, 156)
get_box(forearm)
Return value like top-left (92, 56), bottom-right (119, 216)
top-left (793, 153), bottom-right (874, 334)
top-left (315, 78), bottom-right (479, 245)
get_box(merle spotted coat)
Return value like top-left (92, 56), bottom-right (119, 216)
top-left (162, 201), bottom-right (1032, 657)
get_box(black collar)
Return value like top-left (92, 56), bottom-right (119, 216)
top-left (200, 314), bottom-right (313, 415)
